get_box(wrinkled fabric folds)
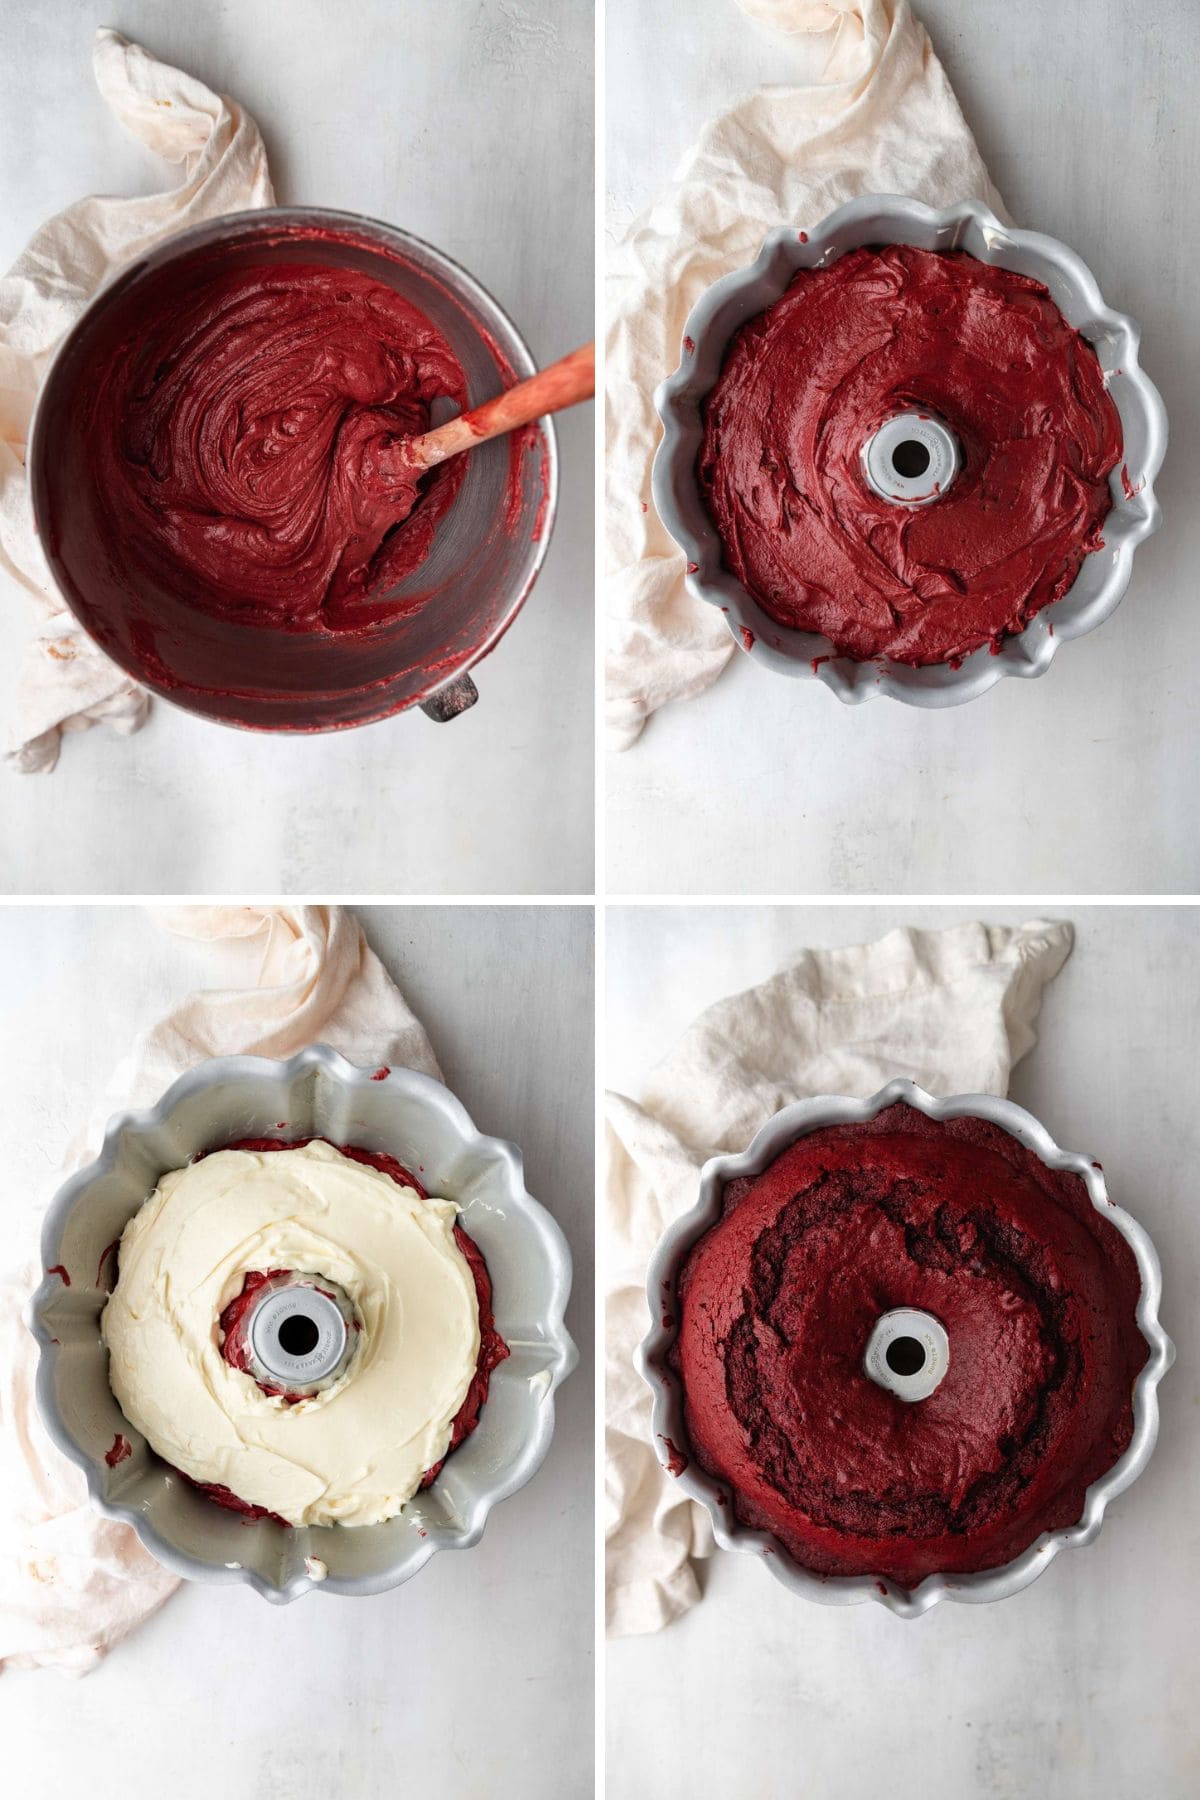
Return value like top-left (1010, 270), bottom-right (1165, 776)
top-left (1, 906), bottom-right (437, 1674)
top-left (605, 0), bottom-right (1004, 747)
top-left (605, 919), bottom-right (1072, 1635)
top-left (0, 28), bottom-right (274, 772)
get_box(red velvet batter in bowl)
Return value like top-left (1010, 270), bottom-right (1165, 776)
top-left (698, 247), bottom-right (1123, 665)
top-left (672, 1105), bottom-right (1146, 1586)
top-left (89, 263), bottom-right (467, 634)
top-left (188, 1137), bottom-right (509, 1525)
top-left (32, 212), bottom-right (554, 730)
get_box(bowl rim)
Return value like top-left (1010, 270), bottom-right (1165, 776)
top-left (636, 1076), bottom-right (1174, 1618)
top-left (28, 203), bottom-right (560, 733)
top-left (27, 1044), bottom-right (578, 1603)
top-left (652, 193), bottom-right (1167, 708)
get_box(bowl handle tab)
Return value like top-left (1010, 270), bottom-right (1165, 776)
top-left (420, 673), bottom-right (479, 722)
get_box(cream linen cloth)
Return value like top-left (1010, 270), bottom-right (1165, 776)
top-left (0, 905), bottom-right (440, 1675)
top-left (605, 919), bottom-right (1074, 1635)
top-left (0, 28), bottom-right (274, 773)
top-left (606, 0), bottom-right (1007, 748)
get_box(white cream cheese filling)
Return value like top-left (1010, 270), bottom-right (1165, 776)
top-left (101, 1139), bottom-right (481, 1527)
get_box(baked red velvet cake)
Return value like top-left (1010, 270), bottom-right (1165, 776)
top-left (697, 246), bottom-right (1123, 666)
top-left (672, 1104), bottom-right (1146, 1586)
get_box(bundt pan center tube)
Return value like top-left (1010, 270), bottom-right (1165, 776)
top-left (653, 196), bottom-right (1166, 707)
top-left (29, 207), bottom-right (559, 732)
top-left (27, 1046), bottom-right (577, 1602)
top-left (637, 1079), bottom-right (1172, 1618)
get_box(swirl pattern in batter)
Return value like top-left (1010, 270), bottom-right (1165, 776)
top-left (698, 247), bottom-right (1123, 665)
top-left (88, 262), bottom-right (468, 632)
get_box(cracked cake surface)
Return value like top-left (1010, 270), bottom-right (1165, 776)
top-left (671, 1104), bottom-right (1146, 1585)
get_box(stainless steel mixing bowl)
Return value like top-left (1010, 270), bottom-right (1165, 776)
top-left (30, 207), bottom-right (558, 730)
top-left (653, 196), bottom-right (1166, 707)
top-left (637, 1078), bottom-right (1173, 1618)
top-left (28, 1046), bottom-right (577, 1603)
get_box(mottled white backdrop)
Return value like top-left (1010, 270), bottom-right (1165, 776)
top-left (606, 904), bottom-right (1198, 1800)
top-left (0, 904), bottom-right (595, 1799)
top-left (606, 0), bottom-right (1200, 895)
top-left (0, 0), bottom-right (594, 895)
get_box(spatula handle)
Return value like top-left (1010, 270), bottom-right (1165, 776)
top-left (410, 342), bottom-right (594, 470)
